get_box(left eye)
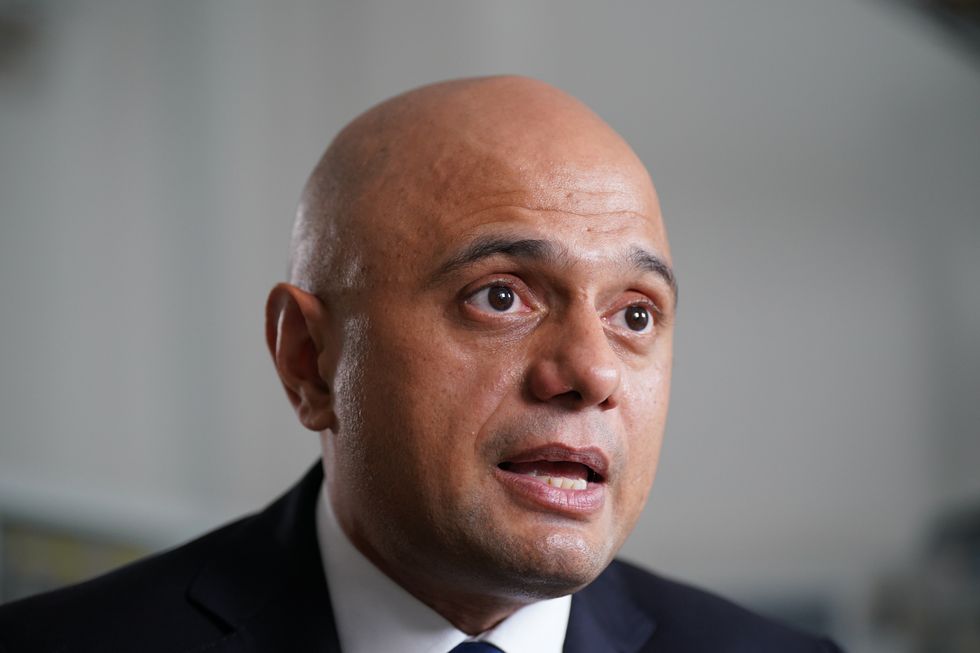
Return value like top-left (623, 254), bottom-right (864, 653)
top-left (612, 304), bottom-right (654, 334)
top-left (468, 285), bottom-right (527, 314)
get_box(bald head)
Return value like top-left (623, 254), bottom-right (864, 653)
top-left (289, 75), bottom-right (664, 299)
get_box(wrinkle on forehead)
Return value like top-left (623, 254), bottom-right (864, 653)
top-left (451, 170), bottom-right (658, 222)
top-left (289, 75), bottom-right (667, 298)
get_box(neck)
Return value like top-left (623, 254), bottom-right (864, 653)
top-left (344, 524), bottom-right (529, 635)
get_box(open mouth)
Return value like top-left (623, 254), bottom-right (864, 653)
top-left (493, 447), bottom-right (609, 515)
top-left (494, 443), bottom-right (610, 520)
top-left (497, 459), bottom-right (605, 491)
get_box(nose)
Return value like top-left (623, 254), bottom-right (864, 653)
top-left (526, 305), bottom-right (622, 409)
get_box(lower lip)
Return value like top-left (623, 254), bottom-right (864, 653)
top-left (492, 467), bottom-right (606, 517)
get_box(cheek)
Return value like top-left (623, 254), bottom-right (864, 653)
top-left (618, 363), bottom-right (671, 507)
top-left (339, 316), bottom-right (520, 477)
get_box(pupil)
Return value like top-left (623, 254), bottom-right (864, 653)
top-left (488, 286), bottom-right (514, 311)
top-left (625, 306), bottom-right (649, 331)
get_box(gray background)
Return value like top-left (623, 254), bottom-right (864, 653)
top-left (1, 1), bottom-right (978, 651)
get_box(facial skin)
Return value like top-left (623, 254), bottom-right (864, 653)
top-left (266, 76), bottom-right (676, 634)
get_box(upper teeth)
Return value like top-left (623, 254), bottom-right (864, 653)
top-left (523, 470), bottom-right (587, 490)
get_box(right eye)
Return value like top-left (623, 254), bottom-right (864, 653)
top-left (467, 285), bottom-right (527, 314)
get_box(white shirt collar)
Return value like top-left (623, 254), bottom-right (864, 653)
top-left (315, 481), bottom-right (571, 653)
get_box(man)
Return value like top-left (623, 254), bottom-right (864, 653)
top-left (0, 76), bottom-right (842, 652)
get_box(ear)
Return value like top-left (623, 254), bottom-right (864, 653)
top-left (265, 283), bottom-right (337, 432)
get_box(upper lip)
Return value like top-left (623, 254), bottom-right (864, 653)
top-left (498, 443), bottom-right (610, 481)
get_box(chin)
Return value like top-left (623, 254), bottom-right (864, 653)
top-left (476, 528), bottom-right (617, 600)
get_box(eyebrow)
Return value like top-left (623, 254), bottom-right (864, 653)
top-left (629, 247), bottom-right (678, 301)
top-left (429, 234), bottom-right (678, 302)
top-left (428, 236), bottom-right (563, 285)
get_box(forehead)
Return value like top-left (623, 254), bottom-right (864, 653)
top-left (361, 150), bottom-right (669, 275)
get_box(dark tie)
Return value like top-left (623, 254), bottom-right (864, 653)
top-left (448, 642), bottom-right (504, 653)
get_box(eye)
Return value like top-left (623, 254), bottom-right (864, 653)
top-left (611, 304), bottom-right (654, 334)
top-left (467, 284), bottom-right (528, 314)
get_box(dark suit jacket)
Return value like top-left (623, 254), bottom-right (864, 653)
top-left (0, 463), bottom-right (842, 652)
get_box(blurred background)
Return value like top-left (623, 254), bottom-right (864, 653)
top-left (0, 1), bottom-right (978, 651)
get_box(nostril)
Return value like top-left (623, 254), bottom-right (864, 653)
top-left (545, 388), bottom-right (584, 408)
top-left (599, 395), bottom-right (617, 410)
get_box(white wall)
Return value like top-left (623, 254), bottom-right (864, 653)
top-left (1, 0), bottom-right (977, 647)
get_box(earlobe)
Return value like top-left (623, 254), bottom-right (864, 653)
top-left (265, 283), bottom-right (337, 432)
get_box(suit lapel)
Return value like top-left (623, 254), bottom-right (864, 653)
top-left (563, 563), bottom-right (657, 653)
top-left (185, 463), bottom-right (342, 652)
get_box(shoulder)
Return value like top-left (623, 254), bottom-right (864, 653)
top-left (0, 515), bottom-right (249, 653)
top-left (0, 463), bottom-right (328, 653)
top-left (577, 559), bottom-right (843, 652)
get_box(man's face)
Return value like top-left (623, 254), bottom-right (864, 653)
top-left (322, 146), bottom-right (675, 600)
